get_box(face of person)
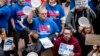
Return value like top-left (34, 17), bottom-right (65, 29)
top-left (84, 26), bottom-right (92, 34)
top-left (18, 0), bottom-right (25, 5)
top-left (63, 29), bottom-right (72, 41)
top-left (0, 0), bottom-right (6, 7)
top-left (49, 0), bottom-right (56, 4)
top-left (38, 8), bottom-right (47, 21)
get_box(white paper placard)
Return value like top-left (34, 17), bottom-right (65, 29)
top-left (31, 0), bottom-right (41, 8)
top-left (75, 0), bottom-right (88, 8)
top-left (78, 17), bottom-right (89, 27)
top-left (39, 37), bottom-right (54, 49)
top-left (23, 6), bottom-right (32, 15)
top-left (27, 52), bottom-right (38, 56)
top-left (58, 43), bottom-right (74, 55)
top-left (3, 37), bottom-right (13, 51)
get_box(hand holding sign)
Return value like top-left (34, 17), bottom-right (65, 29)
top-left (78, 17), bottom-right (89, 27)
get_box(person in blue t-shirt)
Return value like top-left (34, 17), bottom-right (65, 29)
top-left (11, 0), bottom-right (31, 56)
top-left (25, 6), bottom-right (59, 39)
top-left (45, 0), bottom-right (65, 32)
top-left (0, 0), bottom-right (11, 32)
top-left (23, 6), bottom-right (59, 55)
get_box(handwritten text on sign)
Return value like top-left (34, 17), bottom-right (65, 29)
top-left (75, 0), bottom-right (88, 8)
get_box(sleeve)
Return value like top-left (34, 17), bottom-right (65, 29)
top-left (70, 0), bottom-right (75, 11)
top-left (11, 5), bottom-right (16, 17)
top-left (89, 9), bottom-right (97, 19)
top-left (51, 20), bottom-right (60, 32)
top-left (59, 5), bottom-right (65, 18)
top-left (53, 40), bottom-right (60, 56)
top-left (0, 7), bottom-right (8, 16)
top-left (88, 0), bottom-right (95, 11)
top-left (73, 41), bottom-right (81, 56)
top-left (66, 12), bottom-right (76, 32)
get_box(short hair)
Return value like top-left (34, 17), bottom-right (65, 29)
top-left (38, 6), bottom-right (47, 13)
top-left (64, 27), bottom-right (72, 31)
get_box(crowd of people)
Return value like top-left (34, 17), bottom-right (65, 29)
top-left (0, 0), bottom-right (100, 56)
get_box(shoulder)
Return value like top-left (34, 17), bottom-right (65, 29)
top-left (71, 36), bottom-right (80, 43)
top-left (55, 36), bottom-right (63, 43)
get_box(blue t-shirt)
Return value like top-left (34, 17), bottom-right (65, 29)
top-left (45, 3), bottom-right (65, 32)
top-left (0, 5), bottom-right (11, 31)
top-left (33, 17), bottom-right (59, 38)
top-left (11, 2), bottom-right (31, 31)
top-left (70, 0), bottom-right (95, 11)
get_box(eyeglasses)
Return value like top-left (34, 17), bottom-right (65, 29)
top-left (39, 13), bottom-right (47, 15)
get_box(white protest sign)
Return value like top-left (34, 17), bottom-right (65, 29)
top-left (27, 52), bottom-right (38, 56)
top-left (78, 17), bottom-right (89, 27)
top-left (39, 37), bottom-right (54, 49)
top-left (58, 43), bottom-right (74, 55)
top-left (23, 6), bottom-right (32, 15)
top-left (75, 0), bottom-right (88, 9)
top-left (3, 37), bottom-right (13, 51)
top-left (31, 0), bottom-right (41, 8)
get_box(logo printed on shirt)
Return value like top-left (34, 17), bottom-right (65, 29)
top-left (17, 10), bottom-right (25, 17)
top-left (48, 10), bottom-right (59, 17)
top-left (38, 24), bottom-right (50, 31)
